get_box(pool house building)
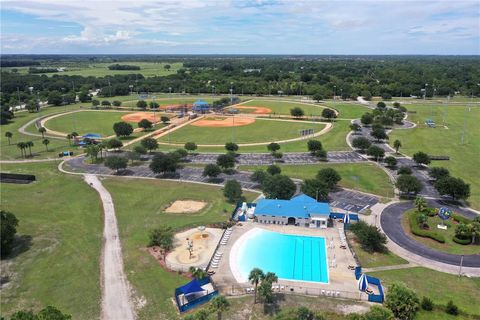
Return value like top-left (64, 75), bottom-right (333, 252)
top-left (254, 194), bottom-right (331, 228)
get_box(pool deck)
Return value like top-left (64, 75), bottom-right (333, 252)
top-left (210, 222), bottom-right (367, 300)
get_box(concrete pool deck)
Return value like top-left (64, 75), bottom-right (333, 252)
top-left (210, 222), bottom-right (365, 300)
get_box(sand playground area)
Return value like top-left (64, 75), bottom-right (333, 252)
top-left (191, 116), bottom-right (255, 127)
top-left (165, 227), bottom-right (223, 271)
top-left (165, 200), bottom-right (207, 214)
top-left (235, 105), bottom-right (272, 114)
top-left (121, 112), bottom-right (161, 123)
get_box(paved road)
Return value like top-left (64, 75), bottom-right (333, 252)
top-left (381, 201), bottom-right (480, 267)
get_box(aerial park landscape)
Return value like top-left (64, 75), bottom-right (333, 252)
top-left (1, 1), bottom-right (479, 320)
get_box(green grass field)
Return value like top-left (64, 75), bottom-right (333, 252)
top-left (238, 99), bottom-right (326, 116)
top-left (3, 62), bottom-right (182, 77)
top-left (239, 162), bottom-right (394, 197)
top-left (323, 102), bottom-right (371, 119)
top-left (369, 267), bottom-right (480, 317)
top-left (122, 97), bottom-right (216, 108)
top-left (389, 104), bottom-right (480, 209)
top-left (402, 209), bottom-right (480, 255)
top-left (102, 177), bottom-right (258, 319)
top-left (158, 118), bottom-right (327, 145)
top-left (0, 162), bottom-right (102, 319)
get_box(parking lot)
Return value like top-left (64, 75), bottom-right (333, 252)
top-left (329, 189), bottom-right (379, 213)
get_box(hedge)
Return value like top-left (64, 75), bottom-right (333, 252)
top-left (453, 236), bottom-right (472, 245)
top-left (452, 213), bottom-right (471, 224)
top-left (408, 211), bottom-right (446, 243)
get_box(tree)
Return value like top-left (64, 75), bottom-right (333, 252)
top-left (316, 168), bottom-right (341, 190)
top-left (150, 152), bottom-right (180, 175)
top-left (173, 148), bottom-right (188, 159)
top-left (385, 282), bottom-right (419, 320)
top-left (290, 107), bottom-right (304, 118)
top-left (248, 268), bottom-right (265, 304)
top-left (257, 278), bottom-right (274, 304)
top-left (47, 91), bottom-right (63, 106)
top-left (267, 142), bottom-right (280, 153)
top-left (367, 145), bottom-right (385, 161)
top-left (262, 174), bottom-right (296, 199)
top-left (149, 226), bottom-right (174, 258)
top-left (209, 295), bottom-right (230, 320)
top-left (216, 154), bottom-right (236, 169)
top-left (434, 176), bottom-right (470, 200)
top-left (5, 131), bottom-right (13, 145)
top-left (421, 296), bottom-right (433, 311)
top-left (384, 156), bottom-right (397, 167)
top-left (79, 91), bottom-right (91, 103)
top-left (38, 127), bottom-right (46, 138)
top-left (350, 221), bottom-right (387, 253)
top-left (267, 164), bottom-right (281, 175)
top-left (42, 138), bottom-right (50, 151)
top-left (101, 100), bottom-right (111, 106)
top-left (184, 142), bottom-right (197, 153)
top-left (66, 133), bottom-right (73, 146)
top-left (17, 142), bottom-right (27, 158)
top-left (25, 141), bottom-right (34, 157)
top-left (360, 112), bottom-right (374, 125)
top-left (321, 108), bottom-right (336, 120)
top-left (141, 137), bottom-right (158, 152)
top-left (104, 156), bottom-right (128, 173)
top-left (312, 92), bottom-right (323, 102)
top-left (133, 145), bottom-right (147, 157)
top-left (1, 210), bottom-right (19, 257)
top-left (86, 145), bottom-right (100, 163)
top-left (161, 116), bottom-right (170, 124)
top-left (397, 166), bottom-right (412, 175)
top-left (225, 142), bottom-right (239, 152)
top-left (251, 170), bottom-right (267, 184)
top-left (370, 128), bottom-right (389, 141)
top-left (393, 139), bottom-right (402, 153)
top-left (106, 138), bottom-right (123, 150)
top-left (429, 167), bottom-right (449, 180)
top-left (137, 100), bottom-right (147, 109)
top-left (377, 101), bottom-right (386, 109)
top-left (138, 119), bottom-right (153, 130)
top-left (301, 179), bottom-right (329, 201)
top-left (313, 149), bottom-right (327, 160)
top-left (393, 102), bottom-right (401, 108)
top-left (349, 123), bottom-right (361, 133)
top-left (352, 137), bottom-right (371, 152)
top-left (223, 179), bottom-right (243, 203)
top-left (446, 300), bottom-right (459, 316)
top-left (396, 174), bottom-right (423, 195)
top-left (149, 101), bottom-right (160, 109)
top-left (307, 140), bottom-right (322, 153)
top-left (363, 305), bottom-right (394, 320)
top-left (414, 196), bottom-right (427, 212)
top-left (112, 100), bottom-right (122, 107)
top-left (189, 267), bottom-right (208, 280)
top-left (203, 164), bottom-right (222, 179)
top-left (10, 305), bottom-right (72, 320)
top-left (412, 151), bottom-right (430, 166)
top-left (113, 121), bottom-right (133, 137)
top-left (92, 99), bottom-right (100, 107)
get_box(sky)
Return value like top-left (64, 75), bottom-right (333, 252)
top-left (1, 0), bottom-right (479, 55)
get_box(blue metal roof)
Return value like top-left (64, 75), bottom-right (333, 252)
top-left (254, 194), bottom-right (330, 218)
top-left (193, 100), bottom-right (209, 106)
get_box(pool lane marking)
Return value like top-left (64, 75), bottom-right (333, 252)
top-left (292, 239), bottom-right (297, 279)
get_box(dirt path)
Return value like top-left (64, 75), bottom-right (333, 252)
top-left (84, 174), bottom-right (136, 320)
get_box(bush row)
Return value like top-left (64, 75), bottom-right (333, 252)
top-left (408, 211), bottom-right (446, 243)
top-left (452, 236), bottom-right (472, 245)
top-left (452, 213), bottom-right (471, 224)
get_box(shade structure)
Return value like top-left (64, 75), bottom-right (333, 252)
top-left (178, 279), bottom-right (205, 297)
top-left (343, 212), bottom-right (350, 224)
top-left (82, 133), bottom-right (102, 139)
top-left (358, 273), bottom-right (368, 291)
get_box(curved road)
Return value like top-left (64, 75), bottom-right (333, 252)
top-left (381, 201), bottom-right (480, 267)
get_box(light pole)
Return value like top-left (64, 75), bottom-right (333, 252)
top-left (212, 85), bottom-right (215, 100)
top-left (129, 85), bottom-right (133, 96)
top-left (333, 85), bottom-right (336, 107)
top-left (169, 87), bottom-right (172, 98)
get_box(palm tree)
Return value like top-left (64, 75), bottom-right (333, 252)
top-left (25, 141), bottom-right (34, 157)
top-left (38, 127), bottom-right (47, 138)
top-left (66, 134), bottom-right (73, 146)
top-left (263, 272), bottom-right (278, 284)
top-left (414, 196), bottom-right (427, 212)
top-left (393, 139), bottom-right (402, 153)
top-left (209, 295), bottom-right (230, 320)
top-left (17, 142), bottom-right (26, 158)
top-left (248, 268), bottom-right (264, 304)
top-left (189, 266), bottom-right (207, 280)
top-left (42, 138), bottom-right (50, 151)
top-left (5, 131), bottom-right (13, 145)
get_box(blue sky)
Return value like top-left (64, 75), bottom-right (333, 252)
top-left (1, 0), bottom-right (479, 54)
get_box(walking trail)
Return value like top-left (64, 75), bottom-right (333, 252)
top-left (84, 174), bottom-right (136, 320)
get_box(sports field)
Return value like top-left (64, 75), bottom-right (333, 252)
top-left (102, 178), bottom-right (258, 319)
top-left (237, 99), bottom-right (326, 116)
top-left (0, 162), bottom-right (102, 319)
top-left (389, 103), bottom-right (480, 209)
top-left (239, 162), bottom-right (394, 197)
top-left (121, 97), bottom-right (215, 109)
top-left (158, 118), bottom-right (327, 145)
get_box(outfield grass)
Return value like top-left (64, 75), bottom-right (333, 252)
top-left (4, 62), bottom-right (183, 78)
top-left (122, 97), bottom-right (216, 108)
top-left (239, 162), bottom-right (394, 197)
top-left (323, 102), bottom-right (371, 119)
top-left (369, 267), bottom-right (480, 317)
top-left (238, 99), bottom-right (326, 116)
top-left (158, 118), bottom-right (327, 145)
top-left (389, 103), bottom-right (480, 209)
top-left (102, 178), bottom-right (258, 319)
top-left (402, 209), bottom-right (480, 255)
top-left (0, 162), bottom-right (102, 319)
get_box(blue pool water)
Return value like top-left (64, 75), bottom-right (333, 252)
top-left (236, 229), bottom-right (329, 283)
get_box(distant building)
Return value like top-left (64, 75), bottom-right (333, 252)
top-left (243, 68), bottom-right (261, 73)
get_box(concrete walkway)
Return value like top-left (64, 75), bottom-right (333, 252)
top-left (84, 174), bottom-right (136, 320)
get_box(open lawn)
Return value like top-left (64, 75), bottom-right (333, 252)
top-left (122, 97), bottom-right (216, 108)
top-left (238, 99), bottom-right (326, 116)
top-left (369, 267), bottom-right (480, 317)
top-left (323, 102), bottom-right (371, 119)
top-left (102, 177), bottom-right (258, 319)
top-left (158, 118), bottom-right (327, 145)
top-left (0, 162), bottom-right (102, 319)
top-left (239, 162), bottom-right (394, 197)
top-left (402, 209), bottom-right (480, 255)
top-left (389, 103), bottom-right (480, 209)
top-left (3, 62), bottom-right (182, 77)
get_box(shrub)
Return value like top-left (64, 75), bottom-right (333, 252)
top-left (452, 236), bottom-right (471, 245)
top-left (397, 166), bottom-right (412, 175)
top-left (421, 296), bottom-right (433, 311)
top-left (408, 211), bottom-right (445, 243)
top-left (446, 300), bottom-right (459, 315)
top-left (267, 164), bottom-right (281, 175)
top-left (349, 221), bottom-right (387, 253)
top-left (452, 213), bottom-right (470, 224)
top-left (385, 282), bottom-right (419, 320)
top-left (251, 170), bottom-right (267, 183)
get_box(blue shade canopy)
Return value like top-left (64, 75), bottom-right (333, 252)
top-left (343, 212), bottom-right (350, 224)
top-left (358, 273), bottom-right (368, 291)
top-left (178, 279), bottom-right (205, 296)
top-left (82, 133), bottom-right (102, 139)
top-left (193, 100), bottom-right (209, 106)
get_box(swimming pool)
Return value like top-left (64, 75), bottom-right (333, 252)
top-left (231, 228), bottom-right (329, 283)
